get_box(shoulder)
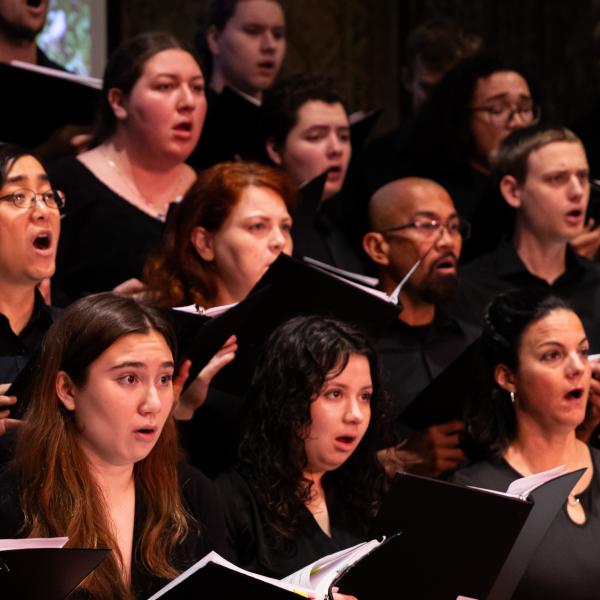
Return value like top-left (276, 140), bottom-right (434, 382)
top-left (453, 458), bottom-right (516, 492)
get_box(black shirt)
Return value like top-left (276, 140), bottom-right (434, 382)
top-left (0, 464), bottom-right (229, 599)
top-left (0, 289), bottom-right (57, 384)
top-left (462, 241), bottom-right (600, 347)
top-left (376, 298), bottom-right (482, 429)
top-left (215, 469), bottom-right (368, 578)
top-left (454, 449), bottom-right (600, 600)
top-left (47, 157), bottom-right (166, 300)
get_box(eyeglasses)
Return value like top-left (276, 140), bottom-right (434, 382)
top-left (378, 216), bottom-right (471, 241)
top-left (0, 189), bottom-right (66, 210)
top-left (468, 102), bottom-right (541, 127)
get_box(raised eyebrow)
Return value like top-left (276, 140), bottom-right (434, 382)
top-left (482, 92), bottom-right (532, 103)
top-left (109, 361), bottom-right (147, 371)
top-left (6, 173), bottom-right (50, 184)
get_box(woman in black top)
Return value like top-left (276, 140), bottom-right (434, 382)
top-left (456, 290), bottom-right (600, 599)
top-left (0, 293), bottom-right (228, 599)
top-left (217, 316), bottom-right (387, 597)
top-left (48, 32), bottom-right (206, 300)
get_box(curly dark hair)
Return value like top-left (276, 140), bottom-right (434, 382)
top-left (238, 315), bottom-right (389, 548)
top-left (465, 290), bottom-right (571, 460)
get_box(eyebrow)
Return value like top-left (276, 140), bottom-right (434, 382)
top-left (153, 73), bottom-right (205, 82)
top-left (411, 210), bottom-right (458, 219)
top-left (109, 361), bottom-right (175, 371)
top-left (6, 173), bottom-right (50, 184)
top-left (536, 337), bottom-right (589, 348)
top-left (482, 92), bottom-right (532, 103)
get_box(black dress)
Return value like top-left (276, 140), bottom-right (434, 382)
top-left (0, 464), bottom-right (229, 599)
top-left (454, 448), bottom-right (600, 600)
top-left (215, 469), bottom-right (368, 578)
top-left (47, 157), bottom-right (166, 300)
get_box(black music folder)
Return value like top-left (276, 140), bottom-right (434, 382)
top-left (172, 253), bottom-right (400, 395)
top-left (0, 62), bottom-right (98, 149)
top-left (368, 468), bottom-right (584, 600)
top-left (0, 547), bottom-right (109, 600)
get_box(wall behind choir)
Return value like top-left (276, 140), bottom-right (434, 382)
top-left (116, 0), bottom-right (600, 138)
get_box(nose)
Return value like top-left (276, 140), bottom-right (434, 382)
top-left (269, 225), bottom-right (287, 252)
top-left (140, 384), bottom-right (163, 415)
top-left (177, 84), bottom-right (196, 110)
top-left (506, 107), bottom-right (529, 131)
top-left (326, 132), bottom-right (343, 157)
top-left (260, 30), bottom-right (276, 52)
top-left (30, 195), bottom-right (51, 220)
top-left (566, 351), bottom-right (586, 378)
top-left (568, 174), bottom-right (585, 199)
top-left (343, 397), bottom-right (366, 424)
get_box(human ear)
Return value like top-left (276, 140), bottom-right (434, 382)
top-left (107, 87), bottom-right (128, 121)
top-left (56, 371), bottom-right (77, 412)
top-left (362, 232), bottom-right (390, 266)
top-left (266, 138), bottom-right (283, 166)
top-left (191, 226), bottom-right (215, 262)
top-left (206, 25), bottom-right (222, 56)
top-left (499, 175), bottom-right (522, 209)
top-left (495, 363), bottom-right (517, 393)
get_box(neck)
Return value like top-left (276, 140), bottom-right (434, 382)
top-left (380, 272), bottom-right (435, 326)
top-left (0, 283), bottom-right (37, 335)
top-left (304, 470), bottom-right (325, 496)
top-left (469, 157), bottom-right (490, 175)
top-left (209, 69), bottom-right (261, 101)
top-left (106, 135), bottom-right (182, 175)
top-left (507, 417), bottom-right (579, 473)
top-left (86, 456), bottom-right (135, 499)
top-left (513, 225), bottom-right (567, 284)
top-left (0, 34), bottom-right (37, 65)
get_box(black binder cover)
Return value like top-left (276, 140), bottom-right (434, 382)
top-left (399, 337), bottom-right (483, 429)
top-left (329, 533), bottom-right (405, 600)
top-left (0, 63), bottom-right (98, 149)
top-left (150, 561), bottom-right (303, 599)
top-left (369, 472), bottom-right (532, 599)
top-left (176, 254), bottom-right (399, 395)
top-left (0, 547), bottom-right (109, 600)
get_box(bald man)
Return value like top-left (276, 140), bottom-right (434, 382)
top-left (363, 177), bottom-right (484, 476)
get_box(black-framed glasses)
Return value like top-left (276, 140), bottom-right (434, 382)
top-left (378, 216), bottom-right (471, 241)
top-left (468, 102), bottom-right (541, 127)
top-left (0, 189), bottom-right (66, 210)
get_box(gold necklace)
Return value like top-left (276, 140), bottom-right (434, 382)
top-left (102, 148), bottom-right (184, 221)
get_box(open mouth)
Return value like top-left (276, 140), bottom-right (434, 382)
top-left (566, 209), bottom-right (583, 220)
top-left (27, 0), bottom-right (43, 7)
top-left (433, 254), bottom-right (457, 272)
top-left (258, 61), bottom-right (275, 70)
top-left (32, 232), bottom-right (51, 250)
top-left (564, 388), bottom-right (584, 400)
top-left (174, 122), bottom-right (192, 132)
top-left (336, 435), bottom-right (355, 445)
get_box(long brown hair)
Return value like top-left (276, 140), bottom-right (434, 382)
top-left (144, 161), bottom-right (295, 308)
top-left (14, 293), bottom-right (191, 599)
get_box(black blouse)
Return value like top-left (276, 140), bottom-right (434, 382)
top-left (0, 464), bottom-right (229, 599)
top-left (215, 469), bottom-right (368, 579)
top-left (454, 448), bottom-right (600, 600)
top-left (47, 157), bottom-right (166, 300)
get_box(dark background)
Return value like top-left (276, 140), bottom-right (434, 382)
top-left (112, 0), bottom-right (600, 137)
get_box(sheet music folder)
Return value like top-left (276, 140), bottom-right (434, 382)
top-left (0, 62), bottom-right (98, 149)
top-left (0, 547), bottom-right (109, 600)
top-left (174, 253), bottom-right (400, 395)
top-left (368, 469), bottom-right (583, 599)
top-left (149, 561), bottom-right (303, 599)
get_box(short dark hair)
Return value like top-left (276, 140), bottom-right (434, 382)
top-left (465, 290), bottom-right (571, 460)
top-left (493, 124), bottom-right (583, 184)
top-left (405, 19), bottom-right (481, 75)
top-left (260, 75), bottom-right (348, 152)
top-left (93, 31), bottom-right (192, 144)
top-left (238, 316), bottom-right (388, 546)
top-left (0, 143), bottom-right (43, 186)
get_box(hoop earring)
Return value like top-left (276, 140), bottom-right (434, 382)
top-left (510, 391), bottom-right (516, 404)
